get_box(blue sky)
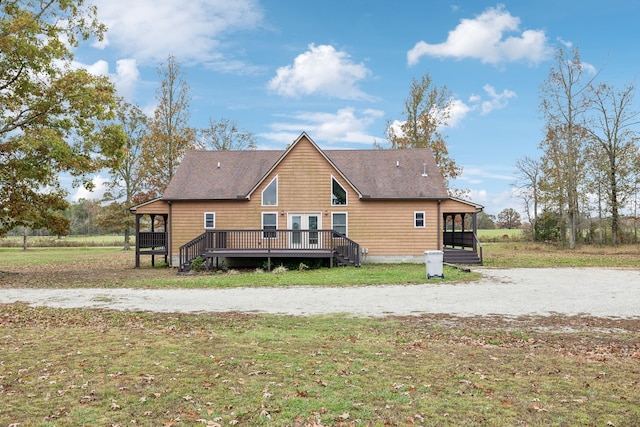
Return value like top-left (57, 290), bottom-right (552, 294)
top-left (69, 0), bottom-right (640, 216)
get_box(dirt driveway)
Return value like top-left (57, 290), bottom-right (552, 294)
top-left (1, 267), bottom-right (639, 318)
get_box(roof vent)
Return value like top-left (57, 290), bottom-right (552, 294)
top-left (396, 161), bottom-right (399, 168)
top-left (422, 163), bottom-right (428, 177)
top-left (217, 162), bottom-right (221, 168)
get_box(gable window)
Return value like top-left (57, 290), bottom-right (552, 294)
top-left (414, 211), bottom-right (425, 228)
top-left (262, 176), bottom-right (278, 206)
top-left (262, 212), bottom-right (277, 238)
top-left (332, 177), bottom-right (347, 205)
top-left (204, 212), bottom-right (215, 229)
top-left (332, 212), bottom-right (347, 236)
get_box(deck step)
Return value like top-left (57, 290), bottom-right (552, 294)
top-left (443, 249), bottom-right (482, 265)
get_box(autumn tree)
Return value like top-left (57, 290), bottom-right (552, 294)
top-left (200, 117), bottom-right (257, 150)
top-left (497, 208), bottom-right (522, 229)
top-left (96, 101), bottom-right (150, 250)
top-left (141, 55), bottom-right (196, 196)
top-left (386, 72), bottom-right (461, 183)
top-left (0, 0), bottom-right (123, 239)
top-left (585, 83), bottom-right (639, 245)
top-left (539, 46), bottom-right (595, 249)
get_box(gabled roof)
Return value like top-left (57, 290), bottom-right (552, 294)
top-left (162, 132), bottom-right (449, 201)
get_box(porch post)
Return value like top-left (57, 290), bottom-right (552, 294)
top-left (150, 214), bottom-right (156, 267)
top-left (472, 212), bottom-right (478, 252)
top-left (163, 214), bottom-right (168, 264)
top-left (135, 214), bottom-right (141, 268)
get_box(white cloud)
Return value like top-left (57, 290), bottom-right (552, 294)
top-left (93, 0), bottom-right (263, 67)
top-left (113, 59), bottom-right (140, 99)
top-left (71, 58), bottom-right (141, 100)
top-left (70, 175), bottom-right (109, 202)
top-left (261, 107), bottom-right (383, 145)
top-left (475, 84), bottom-right (516, 115)
top-left (407, 5), bottom-right (551, 66)
top-left (268, 44), bottom-right (373, 100)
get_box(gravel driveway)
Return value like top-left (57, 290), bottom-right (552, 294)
top-left (1, 267), bottom-right (639, 318)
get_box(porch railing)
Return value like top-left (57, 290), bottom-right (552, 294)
top-left (179, 229), bottom-right (360, 271)
top-left (138, 231), bottom-right (166, 249)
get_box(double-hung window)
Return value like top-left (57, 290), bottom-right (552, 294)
top-left (204, 212), bottom-right (215, 229)
top-left (332, 212), bottom-right (347, 236)
top-left (414, 211), bottom-right (425, 228)
top-left (262, 212), bottom-right (277, 238)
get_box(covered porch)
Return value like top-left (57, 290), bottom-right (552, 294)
top-left (442, 211), bottom-right (483, 265)
top-left (133, 213), bottom-right (168, 268)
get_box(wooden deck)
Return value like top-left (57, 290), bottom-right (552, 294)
top-left (179, 229), bottom-right (360, 271)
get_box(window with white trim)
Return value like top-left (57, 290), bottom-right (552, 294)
top-left (332, 177), bottom-right (347, 206)
top-left (332, 212), bottom-right (347, 236)
top-left (262, 176), bottom-right (278, 206)
top-left (414, 211), bottom-right (425, 228)
top-left (204, 212), bottom-right (215, 229)
top-left (262, 212), bottom-right (277, 238)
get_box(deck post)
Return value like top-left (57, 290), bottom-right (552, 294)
top-left (135, 214), bottom-right (141, 268)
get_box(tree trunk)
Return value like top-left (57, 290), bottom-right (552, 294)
top-left (22, 228), bottom-right (28, 251)
top-left (124, 227), bottom-right (131, 251)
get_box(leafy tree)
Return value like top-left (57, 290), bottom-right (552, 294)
top-left (96, 101), bottom-right (150, 249)
top-left (476, 211), bottom-right (496, 229)
top-left (534, 209), bottom-right (562, 242)
top-left (539, 46), bottom-right (595, 249)
top-left (63, 199), bottom-right (103, 236)
top-left (586, 83), bottom-right (639, 245)
top-left (385, 73), bottom-right (461, 183)
top-left (200, 117), bottom-right (257, 150)
top-left (141, 55), bottom-right (196, 196)
top-left (0, 0), bottom-right (123, 237)
top-left (496, 208), bottom-right (522, 229)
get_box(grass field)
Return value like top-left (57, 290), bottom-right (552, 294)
top-left (1, 244), bottom-right (639, 425)
top-left (0, 234), bottom-right (129, 248)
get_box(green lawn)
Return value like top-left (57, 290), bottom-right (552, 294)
top-left (1, 244), bottom-right (639, 425)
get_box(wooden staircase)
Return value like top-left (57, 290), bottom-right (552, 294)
top-left (443, 248), bottom-right (482, 265)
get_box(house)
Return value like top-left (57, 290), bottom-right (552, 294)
top-left (130, 132), bottom-right (483, 271)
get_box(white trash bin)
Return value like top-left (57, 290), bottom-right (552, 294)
top-left (425, 250), bottom-right (444, 279)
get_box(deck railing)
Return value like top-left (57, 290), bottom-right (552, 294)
top-left (179, 229), bottom-right (360, 271)
top-left (178, 232), bottom-right (207, 270)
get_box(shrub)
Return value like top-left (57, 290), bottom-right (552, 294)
top-left (272, 265), bottom-right (288, 274)
top-left (190, 256), bottom-right (204, 272)
top-left (298, 262), bottom-right (309, 271)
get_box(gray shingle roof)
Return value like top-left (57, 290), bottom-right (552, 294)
top-left (162, 137), bottom-right (448, 201)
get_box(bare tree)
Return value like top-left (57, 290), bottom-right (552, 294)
top-left (514, 156), bottom-right (542, 240)
top-left (539, 46), bottom-right (596, 249)
top-left (586, 83), bottom-right (640, 245)
top-left (200, 118), bottom-right (257, 150)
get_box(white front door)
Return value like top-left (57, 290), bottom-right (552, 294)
top-left (288, 213), bottom-right (321, 247)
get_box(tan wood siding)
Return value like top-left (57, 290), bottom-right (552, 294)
top-left (168, 138), bottom-right (448, 258)
top-left (134, 200), bottom-right (169, 215)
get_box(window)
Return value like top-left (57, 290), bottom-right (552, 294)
top-left (414, 211), bottom-right (425, 228)
top-left (332, 212), bottom-right (347, 236)
top-left (262, 176), bottom-right (278, 206)
top-left (332, 177), bottom-right (347, 205)
top-left (204, 212), bottom-right (215, 229)
top-left (262, 212), bottom-right (277, 238)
